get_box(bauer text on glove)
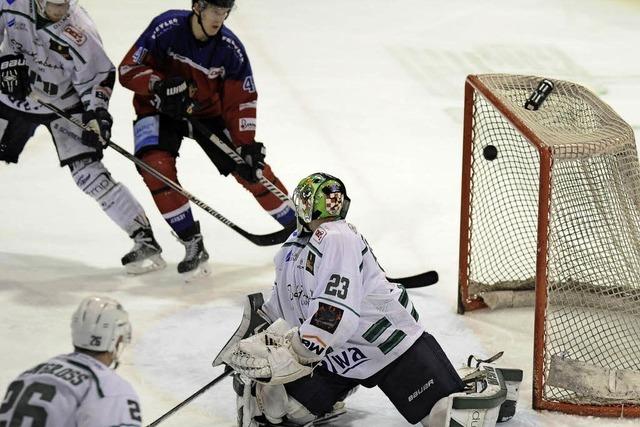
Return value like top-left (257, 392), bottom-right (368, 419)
top-left (0, 53), bottom-right (31, 101)
top-left (151, 77), bottom-right (193, 117)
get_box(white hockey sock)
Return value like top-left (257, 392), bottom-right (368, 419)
top-left (71, 159), bottom-right (149, 236)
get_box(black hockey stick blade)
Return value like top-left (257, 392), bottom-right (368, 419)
top-left (233, 220), bottom-right (295, 246)
top-left (387, 270), bottom-right (438, 288)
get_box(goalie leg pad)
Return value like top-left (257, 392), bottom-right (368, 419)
top-left (234, 373), bottom-right (316, 427)
top-left (255, 383), bottom-right (316, 425)
top-left (233, 373), bottom-right (262, 427)
top-left (423, 365), bottom-right (507, 427)
top-left (496, 368), bottom-right (522, 423)
top-left (70, 159), bottom-right (149, 235)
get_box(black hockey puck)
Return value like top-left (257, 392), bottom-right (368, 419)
top-left (483, 145), bottom-right (498, 161)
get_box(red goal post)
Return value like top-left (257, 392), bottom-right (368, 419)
top-left (458, 74), bottom-right (640, 417)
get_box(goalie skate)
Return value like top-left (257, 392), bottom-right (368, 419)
top-left (121, 228), bottom-right (166, 275)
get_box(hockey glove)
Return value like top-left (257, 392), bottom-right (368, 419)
top-left (236, 141), bottom-right (266, 183)
top-left (222, 318), bottom-right (319, 385)
top-left (82, 108), bottom-right (113, 149)
top-left (0, 53), bottom-right (31, 101)
top-left (152, 77), bottom-right (192, 118)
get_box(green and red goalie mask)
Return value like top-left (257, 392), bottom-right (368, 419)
top-left (292, 173), bottom-right (351, 232)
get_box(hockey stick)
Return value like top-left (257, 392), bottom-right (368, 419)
top-left (146, 293), bottom-right (267, 427)
top-left (189, 118), bottom-right (290, 202)
top-left (31, 96), bottom-right (294, 246)
top-left (146, 367), bottom-right (232, 427)
top-left (388, 270), bottom-right (439, 288)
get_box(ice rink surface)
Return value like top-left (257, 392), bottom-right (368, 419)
top-left (1, 0), bottom-right (639, 425)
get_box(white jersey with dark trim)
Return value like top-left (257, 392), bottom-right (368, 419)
top-left (262, 220), bottom-right (425, 380)
top-left (0, 0), bottom-right (114, 114)
top-left (0, 352), bottom-right (142, 427)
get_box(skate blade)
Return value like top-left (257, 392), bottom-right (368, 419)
top-left (125, 254), bottom-right (167, 275)
top-left (181, 261), bottom-right (212, 283)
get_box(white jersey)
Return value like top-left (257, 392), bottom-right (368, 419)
top-left (262, 220), bottom-right (425, 380)
top-left (0, 0), bottom-right (114, 114)
top-left (0, 352), bottom-right (142, 427)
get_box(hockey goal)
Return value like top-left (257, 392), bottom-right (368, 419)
top-left (458, 74), bottom-right (640, 417)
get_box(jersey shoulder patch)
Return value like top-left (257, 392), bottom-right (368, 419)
top-left (312, 227), bottom-right (327, 244)
top-left (63, 24), bottom-right (87, 45)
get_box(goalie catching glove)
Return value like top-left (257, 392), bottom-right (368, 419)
top-left (222, 318), bottom-right (323, 385)
top-left (0, 53), bottom-right (31, 101)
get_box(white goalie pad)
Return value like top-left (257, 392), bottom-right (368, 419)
top-left (233, 373), bottom-right (344, 427)
top-left (222, 319), bottom-right (314, 385)
top-left (426, 365), bottom-right (508, 427)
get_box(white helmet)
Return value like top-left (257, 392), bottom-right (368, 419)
top-left (71, 296), bottom-right (131, 354)
top-left (35, 0), bottom-right (75, 18)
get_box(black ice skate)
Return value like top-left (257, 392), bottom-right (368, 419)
top-left (121, 228), bottom-right (166, 274)
top-left (177, 230), bottom-right (210, 282)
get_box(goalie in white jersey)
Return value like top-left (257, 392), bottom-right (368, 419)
top-left (222, 172), bottom-right (523, 426)
top-left (0, 0), bottom-right (164, 274)
top-left (0, 296), bottom-right (142, 426)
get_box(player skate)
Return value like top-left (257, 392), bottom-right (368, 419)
top-left (121, 227), bottom-right (166, 274)
top-left (176, 224), bottom-right (211, 282)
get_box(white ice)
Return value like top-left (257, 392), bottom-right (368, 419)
top-left (1, 0), bottom-right (639, 426)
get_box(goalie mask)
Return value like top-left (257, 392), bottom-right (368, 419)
top-left (292, 173), bottom-right (350, 232)
top-left (71, 296), bottom-right (132, 363)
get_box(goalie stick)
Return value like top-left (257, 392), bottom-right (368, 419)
top-left (388, 270), bottom-right (438, 288)
top-left (30, 96), bottom-right (294, 247)
top-left (146, 293), bottom-right (266, 427)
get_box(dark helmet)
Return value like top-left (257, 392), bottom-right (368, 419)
top-left (192, 0), bottom-right (235, 7)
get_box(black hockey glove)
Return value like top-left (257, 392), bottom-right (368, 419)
top-left (151, 77), bottom-right (192, 118)
top-left (236, 141), bottom-right (266, 183)
top-left (82, 108), bottom-right (113, 149)
top-left (0, 53), bottom-right (31, 101)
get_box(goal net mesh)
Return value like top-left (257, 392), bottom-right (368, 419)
top-left (463, 74), bottom-right (640, 411)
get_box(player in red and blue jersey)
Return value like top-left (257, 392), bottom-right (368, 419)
top-left (118, 0), bottom-right (295, 277)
